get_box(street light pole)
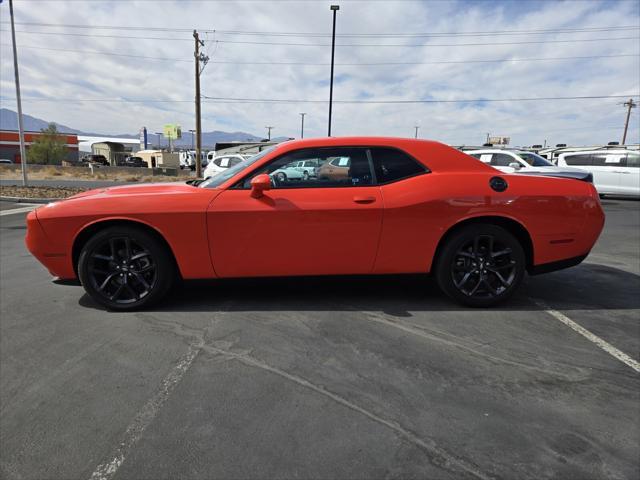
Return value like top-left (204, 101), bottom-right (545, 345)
top-left (414, 126), bottom-right (419, 139)
top-left (8, 0), bottom-right (27, 186)
top-left (265, 126), bottom-right (274, 141)
top-left (189, 129), bottom-right (196, 150)
top-left (328, 5), bottom-right (339, 137)
top-left (299, 113), bottom-right (306, 138)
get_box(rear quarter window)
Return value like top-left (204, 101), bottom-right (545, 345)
top-left (370, 147), bottom-right (426, 184)
top-left (563, 154), bottom-right (592, 166)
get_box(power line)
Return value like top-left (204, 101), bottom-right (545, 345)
top-left (4, 43), bottom-right (635, 65)
top-left (5, 94), bottom-right (636, 104)
top-left (207, 54), bottom-right (639, 66)
top-left (0, 29), bottom-right (193, 41)
top-left (213, 36), bottom-right (640, 47)
top-left (201, 94), bottom-right (640, 104)
top-left (1, 29), bottom-right (637, 47)
top-left (1, 20), bottom-right (638, 38)
top-left (0, 44), bottom-right (190, 62)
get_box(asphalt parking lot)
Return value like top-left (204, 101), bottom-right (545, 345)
top-left (1, 198), bottom-right (638, 480)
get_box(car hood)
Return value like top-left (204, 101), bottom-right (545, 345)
top-left (67, 182), bottom-right (200, 200)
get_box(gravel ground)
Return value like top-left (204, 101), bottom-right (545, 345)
top-left (0, 185), bottom-right (88, 199)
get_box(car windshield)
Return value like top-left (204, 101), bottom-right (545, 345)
top-left (198, 146), bottom-right (277, 188)
top-left (517, 152), bottom-right (554, 167)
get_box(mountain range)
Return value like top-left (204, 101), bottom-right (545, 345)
top-left (0, 108), bottom-right (281, 147)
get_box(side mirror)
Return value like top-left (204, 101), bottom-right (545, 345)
top-left (250, 174), bottom-right (272, 198)
top-left (508, 162), bottom-right (522, 170)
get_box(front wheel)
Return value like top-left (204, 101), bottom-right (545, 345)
top-left (435, 224), bottom-right (525, 307)
top-left (78, 226), bottom-right (176, 310)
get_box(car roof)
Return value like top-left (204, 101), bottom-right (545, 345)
top-left (215, 137), bottom-right (495, 189)
top-left (560, 149), bottom-right (638, 156)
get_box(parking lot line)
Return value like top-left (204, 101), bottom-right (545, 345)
top-left (88, 343), bottom-right (201, 480)
top-left (0, 205), bottom-right (39, 216)
top-left (535, 301), bottom-right (640, 373)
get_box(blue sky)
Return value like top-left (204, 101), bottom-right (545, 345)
top-left (0, 0), bottom-right (638, 146)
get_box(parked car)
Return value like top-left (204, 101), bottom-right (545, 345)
top-left (117, 156), bottom-right (146, 168)
top-left (81, 154), bottom-right (109, 166)
top-left (270, 159), bottom-right (320, 182)
top-left (26, 137), bottom-right (604, 311)
top-left (465, 149), bottom-right (588, 177)
top-left (557, 150), bottom-right (640, 197)
top-left (0, 159), bottom-right (13, 164)
top-left (203, 154), bottom-right (250, 179)
top-left (316, 156), bottom-right (351, 181)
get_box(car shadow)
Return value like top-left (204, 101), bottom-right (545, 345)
top-left (78, 262), bottom-right (640, 314)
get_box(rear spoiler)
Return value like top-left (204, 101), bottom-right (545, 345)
top-left (515, 171), bottom-right (593, 183)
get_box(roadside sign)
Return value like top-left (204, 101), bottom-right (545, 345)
top-left (163, 124), bottom-right (182, 140)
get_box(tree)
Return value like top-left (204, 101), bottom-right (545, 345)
top-left (28, 123), bottom-right (67, 164)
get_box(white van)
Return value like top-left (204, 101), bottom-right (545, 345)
top-left (557, 150), bottom-right (640, 197)
top-left (179, 151), bottom-right (208, 170)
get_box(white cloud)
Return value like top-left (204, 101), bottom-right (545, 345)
top-left (0, 0), bottom-right (638, 146)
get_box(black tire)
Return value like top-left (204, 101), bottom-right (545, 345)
top-left (302, 171), bottom-right (309, 180)
top-left (276, 172), bottom-right (287, 182)
top-left (78, 225), bottom-right (176, 311)
top-left (435, 224), bottom-right (525, 307)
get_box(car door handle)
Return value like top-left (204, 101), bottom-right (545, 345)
top-left (353, 196), bottom-right (376, 204)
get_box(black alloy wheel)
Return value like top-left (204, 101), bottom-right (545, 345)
top-left (78, 226), bottom-right (175, 310)
top-left (435, 224), bottom-right (525, 307)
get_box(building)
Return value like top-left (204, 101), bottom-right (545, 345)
top-left (136, 150), bottom-right (179, 169)
top-left (0, 130), bottom-right (79, 163)
top-left (78, 135), bottom-right (141, 154)
top-left (91, 141), bottom-right (128, 166)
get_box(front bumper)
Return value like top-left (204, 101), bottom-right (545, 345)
top-left (25, 209), bottom-right (76, 279)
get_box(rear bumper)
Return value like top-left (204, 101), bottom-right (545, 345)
top-left (528, 254), bottom-right (588, 275)
top-left (25, 209), bottom-right (76, 279)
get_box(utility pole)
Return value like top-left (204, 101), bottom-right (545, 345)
top-left (194, 30), bottom-right (204, 178)
top-left (328, 5), bottom-right (340, 137)
top-left (622, 98), bottom-right (637, 145)
top-left (265, 126), bottom-right (274, 141)
top-left (485, 133), bottom-right (490, 144)
top-left (299, 113), bottom-right (306, 139)
top-left (9, 0), bottom-right (27, 186)
top-left (414, 126), bottom-right (420, 139)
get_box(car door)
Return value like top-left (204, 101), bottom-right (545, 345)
top-left (596, 154), bottom-right (623, 193)
top-left (619, 152), bottom-right (640, 195)
top-left (207, 147), bottom-right (383, 277)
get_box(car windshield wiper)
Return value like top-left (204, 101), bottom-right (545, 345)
top-left (186, 179), bottom-right (205, 187)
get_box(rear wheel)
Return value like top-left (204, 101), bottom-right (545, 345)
top-left (435, 224), bottom-right (525, 307)
top-left (78, 226), bottom-right (175, 310)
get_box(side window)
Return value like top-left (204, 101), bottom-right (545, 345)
top-left (591, 155), bottom-right (610, 167)
top-left (491, 153), bottom-right (516, 167)
top-left (563, 154), bottom-right (592, 166)
top-left (241, 148), bottom-right (372, 188)
top-left (370, 147), bottom-right (426, 184)
top-left (626, 153), bottom-right (640, 168)
top-left (603, 154), bottom-right (625, 165)
top-left (478, 154), bottom-right (493, 163)
top-left (229, 158), bottom-right (243, 167)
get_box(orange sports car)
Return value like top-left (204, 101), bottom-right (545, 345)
top-left (26, 137), bottom-right (604, 310)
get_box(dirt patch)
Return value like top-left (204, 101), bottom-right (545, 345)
top-left (0, 165), bottom-right (192, 182)
top-left (0, 185), bottom-right (89, 199)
